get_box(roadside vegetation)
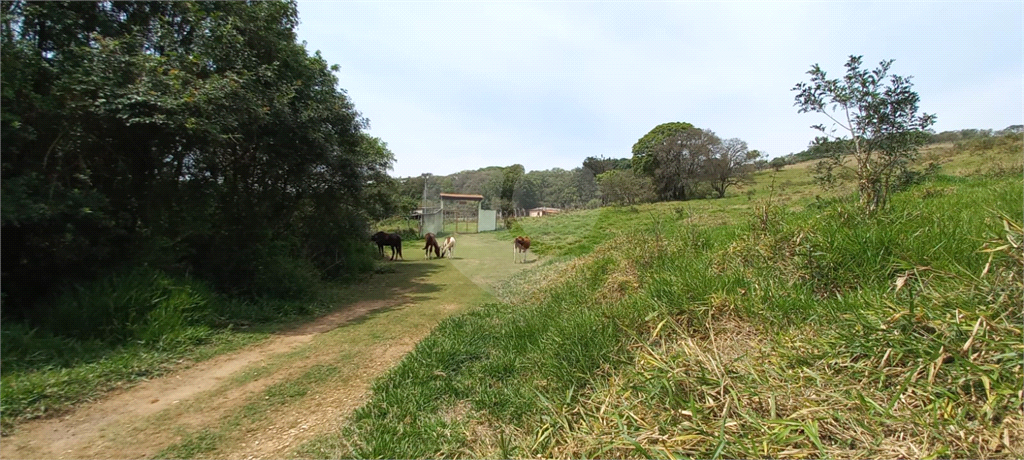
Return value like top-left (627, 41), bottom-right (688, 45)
top-left (0, 275), bottom-right (378, 434)
top-left (0, 1), bottom-right (395, 433)
top-left (302, 138), bottom-right (1022, 459)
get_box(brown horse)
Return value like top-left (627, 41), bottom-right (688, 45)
top-left (513, 236), bottom-right (531, 263)
top-left (371, 231), bottom-right (403, 261)
top-left (423, 233), bottom-right (441, 259)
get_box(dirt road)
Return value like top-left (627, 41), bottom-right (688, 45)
top-left (1, 232), bottom-right (533, 460)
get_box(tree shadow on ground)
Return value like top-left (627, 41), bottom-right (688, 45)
top-left (314, 257), bottom-right (466, 329)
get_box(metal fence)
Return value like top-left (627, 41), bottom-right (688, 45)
top-left (419, 209), bottom-right (443, 236)
top-left (478, 209), bottom-right (497, 232)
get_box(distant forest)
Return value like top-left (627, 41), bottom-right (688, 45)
top-left (393, 126), bottom-right (1023, 216)
top-left (394, 156), bottom-right (627, 216)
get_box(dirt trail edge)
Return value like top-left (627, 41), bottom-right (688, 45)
top-left (1, 233), bottom-right (530, 460)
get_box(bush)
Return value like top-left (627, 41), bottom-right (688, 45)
top-left (39, 267), bottom-right (214, 346)
top-left (250, 248), bottom-right (323, 300)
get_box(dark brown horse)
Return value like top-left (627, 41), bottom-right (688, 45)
top-left (423, 233), bottom-right (441, 259)
top-left (513, 236), bottom-right (531, 263)
top-left (371, 231), bottom-right (403, 261)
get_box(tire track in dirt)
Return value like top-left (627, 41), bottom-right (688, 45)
top-left (0, 293), bottom-right (408, 460)
top-left (222, 303), bottom-right (468, 460)
top-left (2, 234), bottom-right (531, 460)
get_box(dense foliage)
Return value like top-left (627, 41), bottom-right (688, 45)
top-left (1, 1), bottom-right (391, 328)
top-left (595, 168), bottom-right (655, 205)
top-left (630, 122), bottom-right (760, 201)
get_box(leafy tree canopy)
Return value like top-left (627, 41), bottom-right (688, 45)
top-left (631, 122), bottom-right (696, 177)
top-left (1, 0), bottom-right (386, 317)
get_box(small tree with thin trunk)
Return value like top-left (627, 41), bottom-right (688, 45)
top-left (793, 55), bottom-right (936, 212)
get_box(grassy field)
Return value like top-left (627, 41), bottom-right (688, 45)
top-left (304, 140), bottom-right (1023, 458)
top-left (2, 139), bottom-right (1018, 458)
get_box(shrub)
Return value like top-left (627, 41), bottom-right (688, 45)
top-left (40, 267), bottom-right (213, 346)
top-left (251, 251), bottom-right (323, 300)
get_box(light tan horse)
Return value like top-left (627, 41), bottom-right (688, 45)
top-left (441, 236), bottom-right (456, 259)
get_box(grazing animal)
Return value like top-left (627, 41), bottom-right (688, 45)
top-left (423, 233), bottom-right (441, 259)
top-left (513, 236), bottom-right (531, 263)
top-left (370, 231), bottom-right (403, 261)
top-left (441, 236), bottom-right (456, 259)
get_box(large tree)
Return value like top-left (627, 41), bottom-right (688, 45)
top-left (631, 122), bottom-right (695, 177)
top-left (357, 134), bottom-right (402, 221)
top-left (793, 55), bottom-right (936, 212)
top-left (1, 1), bottom-right (385, 313)
top-left (652, 128), bottom-right (720, 201)
top-left (704, 139), bottom-right (760, 198)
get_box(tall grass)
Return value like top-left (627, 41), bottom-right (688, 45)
top-left (36, 267), bottom-right (214, 345)
top-left (304, 173), bottom-right (1023, 458)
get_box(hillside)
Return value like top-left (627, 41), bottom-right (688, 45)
top-left (302, 139), bottom-right (1023, 458)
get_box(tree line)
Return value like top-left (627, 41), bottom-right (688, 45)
top-left (388, 125), bottom-right (763, 214)
top-left (1, 1), bottom-right (398, 327)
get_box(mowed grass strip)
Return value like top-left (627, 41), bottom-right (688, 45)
top-left (153, 257), bottom-right (497, 459)
top-left (309, 163), bottom-right (1022, 458)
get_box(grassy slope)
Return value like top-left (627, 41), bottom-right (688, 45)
top-left (304, 141), bottom-right (1023, 459)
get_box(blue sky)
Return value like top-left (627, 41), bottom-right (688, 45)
top-left (294, 1), bottom-right (1023, 178)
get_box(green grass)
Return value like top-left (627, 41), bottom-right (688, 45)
top-left (127, 240), bottom-right (514, 458)
top-left (307, 140), bottom-right (1023, 458)
top-left (4, 139), bottom-right (1020, 456)
top-left (0, 325), bottom-right (271, 435)
top-left (0, 278), bottom-right (365, 434)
